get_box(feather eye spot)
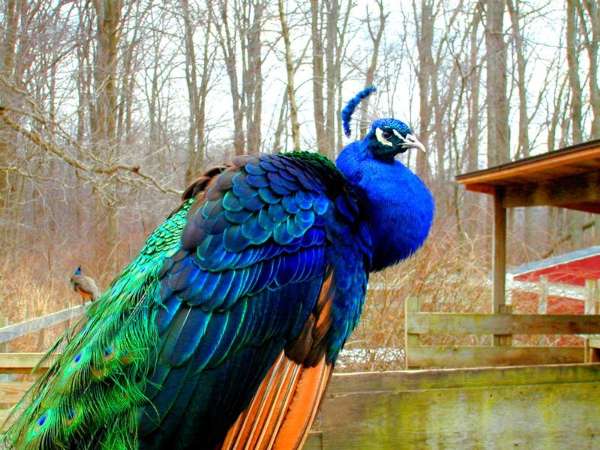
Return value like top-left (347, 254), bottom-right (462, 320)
top-left (73, 353), bottom-right (82, 363)
top-left (65, 408), bottom-right (78, 425)
top-left (103, 346), bottom-right (114, 360)
top-left (37, 414), bottom-right (47, 426)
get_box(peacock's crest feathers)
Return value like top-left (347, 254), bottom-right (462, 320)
top-left (341, 86), bottom-right (377, 137)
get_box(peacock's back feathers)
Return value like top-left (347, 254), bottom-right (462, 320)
top-left (4, 152), bottom-right (371, 449)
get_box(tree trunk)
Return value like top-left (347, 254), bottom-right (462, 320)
top-left (415, 0), bottom-right (434, 178)
top-left (577, 0), bottom-right (600, 138)
top-left (214, 0), bottom-right (245, 155)
top-left (567, 0), bottom-right (583, 143)
top-left (278, 0), bottom-right (301, 151)
top-left (359, 1), bottom-right (386, 137)
top-left (182, 0), bottom-right (213, 183)
top-left (92, 0), bottom-right (122, 273)
top-left (310, 0), bottom-right (327, 155)
top-left (483, 0), bottom-right (509, 166)
top-left (0, 0), bottom-right (19, 239)
top-left (324, 0), bottom-right (339, 158)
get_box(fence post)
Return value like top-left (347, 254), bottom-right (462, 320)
top-left (538, 276), bottom-right (548, 314)
top-left (0, 314), bottom-right (6, 353)
top-left (404, 297), bottom-right (420, 369)
top-left (585, 280), bottom-right (599, 315)
top-left (494, 304), bottom-right (513, 347)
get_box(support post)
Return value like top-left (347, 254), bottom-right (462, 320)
top-left (404, 297), bottom-right (420, 369)
top-left (538, 276), bottom-right (548, 314)
top-left (493, 188), bottom-right (507, 346)
top-left (585, 280), bottom-right (599, 315)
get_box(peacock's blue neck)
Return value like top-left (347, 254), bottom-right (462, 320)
top-left (336, 141), bottom-right (434, 271)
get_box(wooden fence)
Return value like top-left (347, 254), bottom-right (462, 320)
top-left (0, 304), bottom-right (87, 345)
top-left (3, 355), bottom-right (600, 449)
top-left (405, 296), bottom-right (600, 368)
top-left (3, 302), bottom-right (600, 448)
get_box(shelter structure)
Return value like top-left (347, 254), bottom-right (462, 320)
top-left (509, 245), bottom-right (600, 315)
top-left (456, 138), bottom-right (600, 333)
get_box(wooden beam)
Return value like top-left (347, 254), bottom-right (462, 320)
top-left (502, 171), bottom-right (600, 210)
top-left (325, 363), bottom-right (600, 394)
top-left (0, 304), bottom-right (88, 344)
top-left (456, 139), bottom-right (600, 188)
top-left (0, 353), bottom-right (56, 373)
top-left (0, 381), bottom-right (32, 403)
top-left (406, 346), bottom-right (583, 368)
top-left (406, 312), bottom-right (600, 335)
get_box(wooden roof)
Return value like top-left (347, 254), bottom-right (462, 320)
top-left (456, 139), bottom-right (600, 213)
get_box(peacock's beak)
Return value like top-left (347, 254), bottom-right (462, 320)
top-left (402, 134), bottom-right (426, 153)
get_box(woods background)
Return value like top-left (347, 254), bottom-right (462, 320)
top-left (0, 0), bottom-right (599, 368)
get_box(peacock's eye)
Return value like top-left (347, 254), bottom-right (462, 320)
top-left (382, 130), bottom-right (392, 139)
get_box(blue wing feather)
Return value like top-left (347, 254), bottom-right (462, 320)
top-left (140, 153), bottom-right (370, 446)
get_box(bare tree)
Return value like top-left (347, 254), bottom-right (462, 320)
top-left (91, 0), bottom-right (124, 272)
top-left (576, 0), bottom-right (600, 138)
top-left (482, 0), bottom-right (509, 165)
top-left (278, 0), bottom-right (301, 151)
top-left (181, 0), bottom-right (215, 183)
top-left (359, 1), bottom-right (387, 137)
top-left (567, 0), bottom-right (583, 144)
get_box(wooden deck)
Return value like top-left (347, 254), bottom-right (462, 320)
top-left (306, 363), bottom-right (600, 449)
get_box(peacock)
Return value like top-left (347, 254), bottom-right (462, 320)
top-left (70, 267), bottom-right (101, 304)
top-left (3, 86), bottom-right (434, 449)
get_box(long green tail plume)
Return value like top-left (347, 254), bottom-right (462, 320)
top-left (2, 199), bottom-right (195, 449)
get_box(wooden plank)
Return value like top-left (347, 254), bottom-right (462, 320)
top-left (502, 171), bottom-right (600, 209)
top-left (406, 346), bottom-right (583, 368)
top-left (407, 312), bottom-right (600, 335)
top-left (326, 363), bottom-right (600, 395)
top-left (588, 338), bottom-right (600, 349)
top-left (0, 304), bottom-right (88, 344)
top-left (308, 366), bottom-right (600, 450)
top-left (0, 408), bottom-right (12, 429)
top-left (492, 189), bottom-right (506, 347)
top-left (0, 382), bottom-right (32, 403)
top-left (0, 353), bottom-right (56, 373)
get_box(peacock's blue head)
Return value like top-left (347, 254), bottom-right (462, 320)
top-left (340, 86), bottom-right (425, 162)
top-left (365, 118), bottom-right (425, 160)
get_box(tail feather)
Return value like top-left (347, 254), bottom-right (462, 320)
top-left (220, 353), bottom-right (332, 450)
top-left (2, 199), bottom-right (195, 449)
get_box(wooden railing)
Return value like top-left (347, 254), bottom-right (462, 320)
top-left (405, 297), bottom-right (600, 368)
top-left (0, 304), bottom-right (88, 345)
top-left (0, 305), bottom-right (87, 429)
top-left (0, 353), bottom-right (53, 427)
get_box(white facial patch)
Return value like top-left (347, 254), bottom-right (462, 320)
top-left (375, 128), bottom-right (394, 147)
top-left (392, 129), bottom-right (403, 140)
